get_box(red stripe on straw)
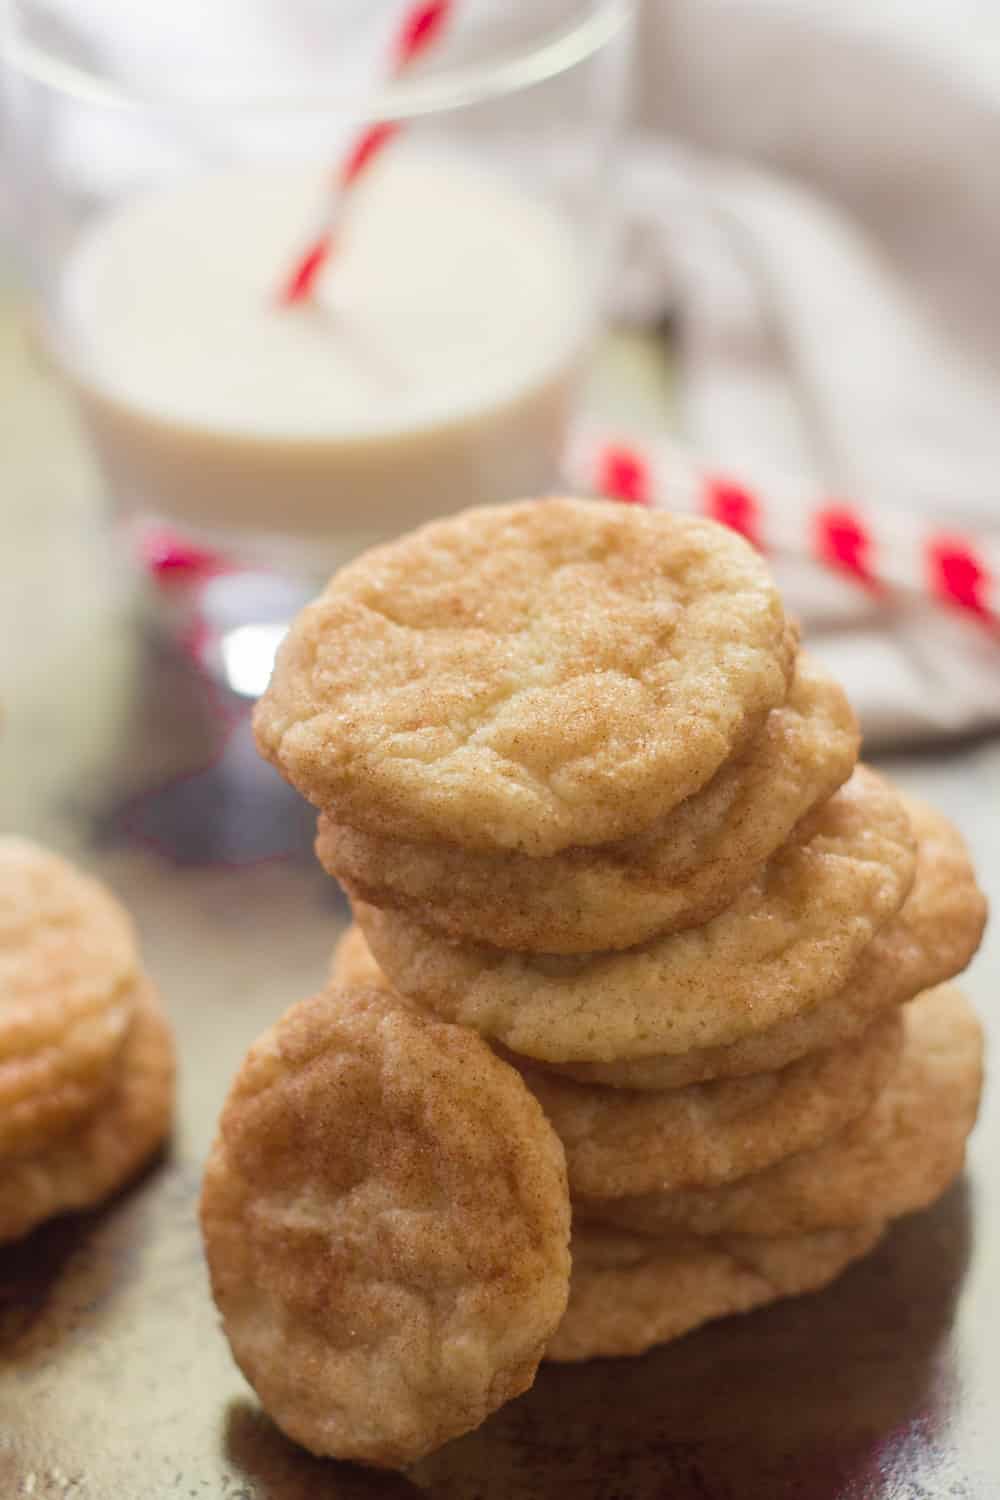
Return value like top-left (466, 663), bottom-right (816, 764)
top-left (814, 504), bottom-right (881, 589)
top-left (596, 444), bottom-right (651, 505)
top-left (568, 428), bottom-right (1000, 623)
top-left (703, 475), bottom-right (764, 549)
top-left (138, 525), bottom-right (231, 585)
top-left (926, 536), bottom-right (993, 620)
top-left (393, 0), bottom-right (453, 69)
top-left (278, 234), bottom-right (336, 306)
top-left (339, 120), bottom-right (401, 188)
top-left (278, 1), bottom-right (453, 305)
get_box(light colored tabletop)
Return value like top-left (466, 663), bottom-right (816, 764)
top-left (1, 280), bottom-right (998, 1499)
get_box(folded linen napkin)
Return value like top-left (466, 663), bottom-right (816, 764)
top-left (611, 0), bottom-right (1000, 745)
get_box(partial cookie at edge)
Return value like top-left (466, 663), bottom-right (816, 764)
top-left (0, 837), bottom-right (138, 1159)
top-left (0, 975), bottom-right (175, 1244)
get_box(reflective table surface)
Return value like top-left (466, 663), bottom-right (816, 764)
top-left (1, 284), bottom-right (998, 1498)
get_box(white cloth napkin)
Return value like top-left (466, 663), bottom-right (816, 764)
top-left (615, 0), bottom-right (1000, 746)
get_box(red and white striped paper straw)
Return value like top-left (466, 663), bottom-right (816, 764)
top-left (567, 427), bottom-right (999, 626)
top-left (277, 0), bottom-right (454, 305)
top-left (148, 427), bottom-right (1000, 633)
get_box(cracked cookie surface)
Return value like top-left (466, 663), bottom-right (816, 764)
top-left (328, 926), bottom-right (900, 1197)
top-left (585, 984), bottom-right (982, 1237)
top-left (200, 983), bottom-right (571, 1468)
top-left (255, 497), bottom-right (792, 855)
top-left (519, 1008), bottom-right (902, 1198)
top-left (543, 793), bottom-right (984, 1088)
top-left (355, 767), bottom-right (916, 1063)
top-left (318, 652), bottom-right (853, 953)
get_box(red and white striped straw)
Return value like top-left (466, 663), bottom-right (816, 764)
top-left (175, 0), bottom-right (1000, 631)
top-left (567, 427), bottom-right (1000, 626)
top-left (147, 425), bottom-right (999, 634)
top-left (277, 0), bottom-right (454, 305)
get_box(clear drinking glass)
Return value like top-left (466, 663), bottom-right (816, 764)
top-left (3, 0), bottom-right (634, 687)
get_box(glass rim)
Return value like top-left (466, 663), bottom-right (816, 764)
top-left (1, 0), bottom-right (633, 117)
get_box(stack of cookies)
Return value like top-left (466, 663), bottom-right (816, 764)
top-left (0, 837), bottom-right (175, 1245)
top-left (203, 497), bottom-right (985, 1466)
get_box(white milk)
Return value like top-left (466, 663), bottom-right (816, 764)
top-left (58, 150), bottom-right (588, 565)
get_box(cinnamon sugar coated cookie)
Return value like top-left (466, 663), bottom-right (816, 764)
top-left (327, 926), bottom-right (900, 1196)
top-left (0, 837), bottom-right (137, 1158)
top-left (255, 498), bottom-right (794, 855)
top-left (543, 791), bottom-right (984, 1088)
top-left (586, 984), bottom-right (982, 1238)
top-left (546, 1222), bottom-right (885, 1361)
top-left (519, 1009), bottom-right (902, 1198)
top-left (355, 766), bottom-right (916, 1063)
top-left (318, 651), bottom-right (856, 953)
top-left (242, 494), bottom-right (987, 1434)
top-left (0, 976), bottom-right (175, 1244)
top-left (200, 984), bottom-right (571, 1468)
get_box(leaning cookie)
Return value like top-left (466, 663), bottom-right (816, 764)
top-left (0, 837), bottom-right (138, 1159)
top-left (255, 497), bottom-right (794, 855)
top-left (318, 647), bottom-right (849, 955)
top-left (0, 976), bottom-right (175, 1244)
top-left (546, 1221), bottom-right (885, 1362)
top-left (582, 984), bottom-right (982, 1238)
top-left (355, 767), bottom-right (915, 1064)
top-left (200, 983), bottom-right (571, 1469)
top-left (545, 794), bottom-right (984, 1089)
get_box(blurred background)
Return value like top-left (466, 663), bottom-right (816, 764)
top-left (3, 0), bottom-right (1000, 746)
top-left (1, 5), bottom-right (999, 1497)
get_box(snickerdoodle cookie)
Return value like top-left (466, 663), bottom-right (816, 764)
top-left (583, 984), bottom-right (981, 1238)
top-left (200, 984), bottom-right (571, 1469)
top-left (518, 1009), bottom-right (902, 1198)
top-left (255, 498), bottom-right (794, 855)
top-left (544, 794), bottom-right (984, 1088)
top-left (0, 837), bottom-right (138, 1159)
top-left (0, 976), bottom-right (174, 1244)
top-left (354, 767), bottom-right (916, 1064)
top-left (318, 653), bottom-right (855, 953)
top-left (328, 929), bottom-right (902, 1196)
top-left (546, 1221), bottom-right (885, 1361)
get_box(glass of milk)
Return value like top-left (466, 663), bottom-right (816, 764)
top-left (3, 0), bottom-right (634, 688)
